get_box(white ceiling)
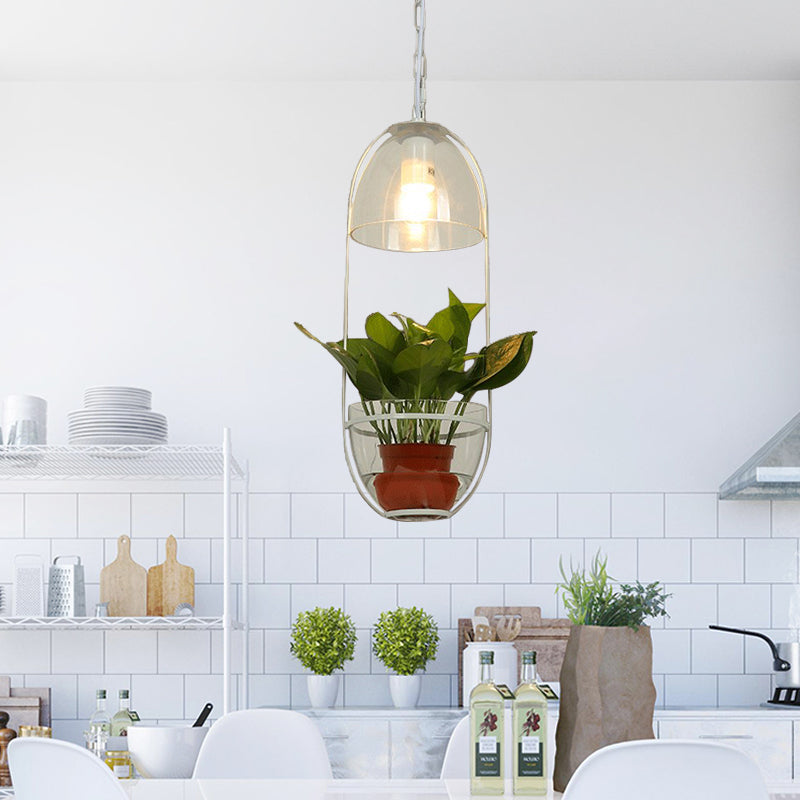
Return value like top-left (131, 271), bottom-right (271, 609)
top-left (1, 0), bottom-right (800, 82)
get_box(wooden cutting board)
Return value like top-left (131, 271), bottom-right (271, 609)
top-left (147, 535), bottom-right (194, 616)
top-left (100, 535), bottom-right (147, 616)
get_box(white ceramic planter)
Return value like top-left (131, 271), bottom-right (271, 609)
top-left (308, 673), bottom-right (340, 708)
top-left (389, 674), bottom-right (422, 708)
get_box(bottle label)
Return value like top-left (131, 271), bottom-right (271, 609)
top-left (475, 737), bottom-right (500, 776)
top-left (129, 711), bottom-right (141, 722)
top-left (518, 736), bottom-right (543, 777)
top-left (113, 764), bottom-right (131, 779)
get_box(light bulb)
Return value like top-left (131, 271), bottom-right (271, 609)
top-left (397, 180), bottom-right (435, 223)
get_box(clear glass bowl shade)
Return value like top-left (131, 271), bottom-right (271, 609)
top-left (349, 121), bottom-right (487, 252)
top-left (345, 400), bottom-right (489, 520)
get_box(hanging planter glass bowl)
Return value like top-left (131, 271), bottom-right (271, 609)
top-left (346, 400), bottom-right (489, 521)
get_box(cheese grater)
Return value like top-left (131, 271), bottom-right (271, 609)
top-left (47, 555), bottom-right (86, 617)
top-left (13, 555), bottom-right (44, 616)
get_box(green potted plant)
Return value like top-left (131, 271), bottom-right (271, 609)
top-left (290, 606), bottom-right (357, 708)
top-left (553, 553), bottom-right (670, 791)
top-left (296, 290), bottom-right (535, 518)
top-left (372, 606), bottom-right (440, 707)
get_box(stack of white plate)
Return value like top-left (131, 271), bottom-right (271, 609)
top-left (69, 387), bottom-right (167, 445)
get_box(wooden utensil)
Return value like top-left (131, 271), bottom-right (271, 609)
top-left (472, 615), bottom-right (494, 642)
top-left (494, 614), bottom-right (522, 641)
top-left (100, 535), bottom-right (147, 616)
top-left (147, 535), bottom-right (194, 616)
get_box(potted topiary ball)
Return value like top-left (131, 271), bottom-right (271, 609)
top-left (373, 606), bottom-right (439, 707)
top-left (290, 606), bottom-right (357, 708)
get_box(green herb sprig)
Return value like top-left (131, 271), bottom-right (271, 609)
top-left (557, 552), bottom-right (670, 629)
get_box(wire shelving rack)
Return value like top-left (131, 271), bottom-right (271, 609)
top-left (0, 430), bottom-right (250, 714)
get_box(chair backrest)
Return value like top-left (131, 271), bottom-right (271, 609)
top-left (8, 738), bottom-right (129, 800)
top-left (440, 715), bottom-right (470, 778)
top-left (192, 708), bottom-right (333, 779)
top-left (440, 711), bottom-right (514, 779)
top-left (562, 739), bottom-right (770, 800)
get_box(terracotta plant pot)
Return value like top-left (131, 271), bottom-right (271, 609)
top-left (373, 443), bottom-right (459, 512)
top-left (553, 625), bottom-right (656, 792)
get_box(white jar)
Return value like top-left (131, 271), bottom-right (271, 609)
top-left (462, 641), bottom-right (518, 706)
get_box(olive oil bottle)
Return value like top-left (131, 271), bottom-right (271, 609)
top-left (470, 650), bottom-right (504, 794)
top-left (512, 651), bottom-right (548, 795)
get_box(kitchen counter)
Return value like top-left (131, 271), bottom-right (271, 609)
top-left (299, 705), bottom-right (800, 781)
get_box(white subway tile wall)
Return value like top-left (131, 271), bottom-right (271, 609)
top-left (3, 490), bottom-right (798, 744)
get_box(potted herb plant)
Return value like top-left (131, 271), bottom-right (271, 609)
top-left (296, 290), bottom-right (535, 518)
top-left (372, 606), bottom-right (439, 707)
top-left (290, 606), bottom-right (357, 708)
top-left (553, 553), bottom-right (670, 791)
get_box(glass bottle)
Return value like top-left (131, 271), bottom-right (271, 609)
top-left (470, 650), bottom-right (504, 795)
top-left (87, 689), bottom-right (111, 758)
top-left (111, 689), bottom-right (139, 736)
top-left (512, 651), bottom-right (548, 795)
top-left (104, 749), bottom-right (133, 779)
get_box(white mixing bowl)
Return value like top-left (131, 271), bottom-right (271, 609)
top-left (127, 725), bottom-right (208, 778)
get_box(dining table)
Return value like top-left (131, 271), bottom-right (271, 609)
top-left (113, 777), bottom-right (800, 800)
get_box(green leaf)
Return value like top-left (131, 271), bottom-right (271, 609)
top-left (365, 313), bottom-right (404, 354)
top-left (427, 302), bottom-right (471, 357)
top-left (353, 352), bottom-right (390, 400)
top-left (461, 331), bottom-right (536, 395)
top-left (392, 339), bottom-right (452, 398)
top-left (341, 338), bottom-right (398, 389)
top-left (448, 288), bottom-right (485, 322)
top-left (294, 322), bottom-right (359, 382)
top-left (390, 313), bottom-right (436, 346)
top-left (435, 370), bottom-right (470, 401)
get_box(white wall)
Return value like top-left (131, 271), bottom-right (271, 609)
top-left (1, 80), bottom-right (799, 737)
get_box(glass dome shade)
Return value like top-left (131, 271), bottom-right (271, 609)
top-left (349, 121), bottom-right (487, 252)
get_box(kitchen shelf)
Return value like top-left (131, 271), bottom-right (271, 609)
top-left (0, 444), bottom-right (245, 480)
top-left (0, 616), bottom-right (244, 630)
top-left (0, 429), bottom-right (250, 715)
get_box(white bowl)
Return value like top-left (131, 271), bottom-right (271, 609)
top-left (127, 725), bottom-right (208, 778)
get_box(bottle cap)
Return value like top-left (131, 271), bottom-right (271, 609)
top-left (119, 689), bottom-right (129, 699)
top-left (479, 650), bottom-right (494, 664)
top-left (522, 650), bottom-right (537, 664)
top-left (96, 689), bottom-right (107, 699)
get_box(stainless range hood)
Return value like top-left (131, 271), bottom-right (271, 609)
top-left (719, 410), bottom-right (800, 499)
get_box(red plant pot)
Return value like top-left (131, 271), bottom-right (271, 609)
top-left (373, 443), bottom-right (460, 512)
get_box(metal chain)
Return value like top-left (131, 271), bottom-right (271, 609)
top-left (412, 0), bottom-right (427, 120)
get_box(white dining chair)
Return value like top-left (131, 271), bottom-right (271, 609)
top-left (8, 737), bottom-right (128, 800)
top-left (192, 708), bottom-right (333, 779)
top-left (561, 739), bottom-right (770, 800)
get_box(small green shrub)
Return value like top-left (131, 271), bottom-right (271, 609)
top-left (557, 552), bottom-right (670, 629)
top-left (290, 606), bottom-right (357, 675)
top-left (372, 606), bottom-right (439, 675)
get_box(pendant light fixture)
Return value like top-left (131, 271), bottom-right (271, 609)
top-left (340, 0), bottom-right (495, 521)
top-left (348, 0), bottom-right (487, 253)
